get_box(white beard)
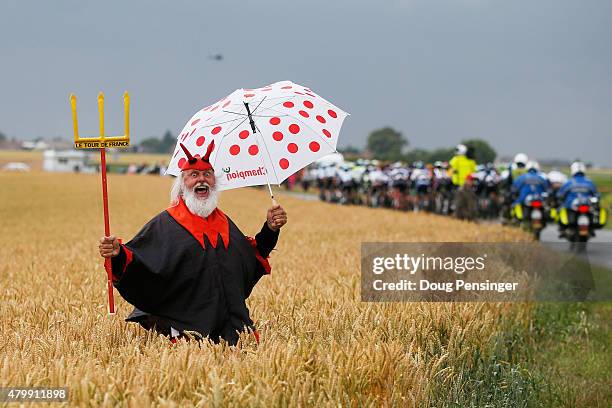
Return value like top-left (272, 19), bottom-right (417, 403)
top-left (181, 181), bottom-right (220, 218)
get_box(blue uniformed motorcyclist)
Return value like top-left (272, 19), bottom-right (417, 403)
top-left (556, 161), bottom-right (607, 239)
top-left (557, 161), bottom-right (598, 209)
top-left (512, 161), bottom-right (550, 206)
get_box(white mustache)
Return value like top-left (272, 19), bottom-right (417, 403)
top-left (193, 182), bottom-right (211, 191)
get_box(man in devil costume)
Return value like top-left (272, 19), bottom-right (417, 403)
top-left (98, 141), bottom-right (287, 345)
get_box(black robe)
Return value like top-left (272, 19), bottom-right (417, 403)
top-left (111, 205), bottom-right (278, 345)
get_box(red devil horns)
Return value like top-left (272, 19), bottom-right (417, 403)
top-left (179, 143), bottom-right (195, 162)
top-left (179, 141), bottom-right (215, 172)
top-left (204, 140), bottom-right (215, 161)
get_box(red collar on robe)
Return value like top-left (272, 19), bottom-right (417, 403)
top-left (166, 197), bottom-right (230, 249)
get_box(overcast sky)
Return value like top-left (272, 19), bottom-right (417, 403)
top-left (1, 0), bottom-right (611, 165)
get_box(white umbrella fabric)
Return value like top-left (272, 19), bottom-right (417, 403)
top-left (166, 80), bottom-right (349, 196)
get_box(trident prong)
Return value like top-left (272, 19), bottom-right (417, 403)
top-left (70, 91), bottom-right (130, 148)
top-left (98, 92), bottom-right (105, 140)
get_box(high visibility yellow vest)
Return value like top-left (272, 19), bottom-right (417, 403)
top-left (449, 155), bottom-right (477, 186)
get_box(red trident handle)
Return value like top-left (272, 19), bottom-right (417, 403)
top-left (100, 148), bottom-right (116, 314)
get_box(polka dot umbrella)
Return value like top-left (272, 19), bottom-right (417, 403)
top-left (166, 80), bottom-right (349, 199)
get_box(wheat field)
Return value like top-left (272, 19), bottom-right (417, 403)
top-left (1, 170), bottom-right (536, 406)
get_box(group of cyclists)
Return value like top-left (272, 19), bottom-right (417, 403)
top-left (298, 144), bottom-right (607, 244)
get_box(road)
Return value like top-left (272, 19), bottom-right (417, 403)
top-left (540, 225), bottom-right (612, 269)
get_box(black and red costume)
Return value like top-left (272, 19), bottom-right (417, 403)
top-left (111, 141), bottom-right (279, 345)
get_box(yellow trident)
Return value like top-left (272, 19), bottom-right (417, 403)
top-left (70, 92), bottom-right (130, 148)
top-left (70, 91), bottom-right (131, 314)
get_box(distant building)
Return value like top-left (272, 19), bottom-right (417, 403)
top-left (22, 140), bottom-right (49, 150)
top-left (43, 150), bottom-right (96, 173)
top-left (2, 162), bottom-right (30, 172)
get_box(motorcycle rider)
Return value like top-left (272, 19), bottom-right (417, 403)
top-left (500, 153), bottom-right (529, 223)
top-left (557, 162), bottom-right (598, 209)
top-left (511, 160), bottom-right (550, 223)
top-left (546, 169), bottom-right (568, 222)
top-left (449, 144), bottom-right (477, 188)
top-left (449, 144), bottom-right (477, 218)
top-left (556, 161), bottom-right (601, 237)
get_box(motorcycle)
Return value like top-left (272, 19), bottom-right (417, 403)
top-left (514, 193), bottom-right (548, 240)
top-left (559, 196), bottom-right (608, 252)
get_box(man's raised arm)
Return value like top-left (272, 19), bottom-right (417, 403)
top-left (256, 204), bottom-right (287, 257)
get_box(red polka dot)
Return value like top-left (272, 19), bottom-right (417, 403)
top-left (244, 93), bottom-right (255, 98)
top-left (305, 92), bottom-right (316, 97)
top-left (279, 158), bottom-right (289, 169)
top-left (261, 88), bottom-right (272, 92)
top-left (289, 124), bottom-right (300, 134)
top-left (270, 117), bottom-right (281, 125)
top-left (191, 119), bottom-right (200, 126)
top-left (281, 86), bottom-right (292, 89)
top-left (273, 131), bottom-right (284, 141)
top-left (196, 136), bottom-right (205, 146)
top-left (230, 145), bottom-right (240, 156)
top-left (287, 143), bottom-right (298, 153)
top-left (303, 100), bottom-right (314, 109)
top-left (309, 141), bottom-right (320, 152)
top-left (239, 130), bottom-right (250, 139)
top-left (283, 101), bottom-right (294, 108)
top-left (294, 91), bottom-right (304, 95)
top-left (323, 129), bottom-right (331, 138)
top-left (299, 110), bottom-right (309, 118)
top-left (222, 100), bottom-right (231, 108)
top-left (189, 128), bottom-right (197, 137)
top-left (210, 105), bottom-right (218, 112)
top-left (212, 126), bottom-right (222, 135)
top-left (316, 115), bottom-right (326, 124)
top-left (202, 106), bottom-right (211, 112)
top-left (178, 158), bottom-right (187, 168)
top-left (328, 109), bottom-right (338, 118)
top-left (248, 145), bottom-right (259, 155)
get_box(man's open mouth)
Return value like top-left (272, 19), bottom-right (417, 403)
top-left (194, 185), bottom-right (209, 195)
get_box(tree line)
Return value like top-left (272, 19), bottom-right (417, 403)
top-left (138, 130), bottom-right (177, 153)
top-left (355, 127), bottom-right (497, 164)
